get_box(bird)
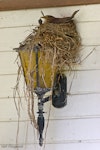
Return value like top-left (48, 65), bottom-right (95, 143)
top-left (41, 10), bottom-right (79, 24)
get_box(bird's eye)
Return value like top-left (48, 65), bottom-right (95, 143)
top-left (41, 18), bottom-right (46, 23)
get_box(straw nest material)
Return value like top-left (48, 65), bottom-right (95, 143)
top-left (19, 18), bottom-right (81, 72)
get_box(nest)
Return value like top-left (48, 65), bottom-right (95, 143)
top-left (14, 15), bottom-right (81, 129)
top-left (20, 19), bottom-right (81, 72)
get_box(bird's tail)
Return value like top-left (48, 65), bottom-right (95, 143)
top-left (71, 10), bottom-right (79, 19)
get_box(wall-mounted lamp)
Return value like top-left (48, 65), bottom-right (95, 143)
top-left (14, 10), bottom-right (80, 146)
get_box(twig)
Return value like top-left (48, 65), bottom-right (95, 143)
top-left (79, 47), bottom-right (96, 64)
top-left (41, 11), bottom-right (45, 17)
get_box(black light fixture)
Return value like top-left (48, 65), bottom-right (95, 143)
top-left (15, 43), bottom-right (67, 146)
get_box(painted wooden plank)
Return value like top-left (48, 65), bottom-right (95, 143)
top-left (0, 21), bottom-right (100, 52)
top-left (0, 69), bottom-right (99, 97)
top-left (46, 119), bottom-right (100, 142)
top-left (0, 98), bottom-right (29, 121)
top-left (77, 22), bottom-right (100, 46)
top-left (45, 94), bottom-right (100, 119)
top-left (0, 45), bottom-right (100, 76)
top-left (23, 118), bottom-right (100, 143)
top-left (40, 143), bottom-right (100, 150)
top-left (77, 46), bottom-right (100, 70)
top-left (1, 118), bottom-right (100, 144)
top-left (1, 93), bottom-right (100, 121)
top-left (0, 70), bottom-right (100, 97)
top-left (68, 70), bottom-right (100, 94)
top-left (0, 27), bottom-right (32, 51)
top-left (0, 52), bottom-right (18, 74)
top-left (0, 46), bottom-right (99, 75)
top-left (0, 122), bottom-right (34, 145)
top-left (0, 5), bottom-right (100, 28)
top-left (0, 73), bottom-right (74, 98)
top-left (1, 143), bottom-right (100, 150)
top-left (0, 75), bottom-right (25, 98)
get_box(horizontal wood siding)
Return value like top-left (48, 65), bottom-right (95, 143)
top-left (0, 4), bottom-right (100, 150)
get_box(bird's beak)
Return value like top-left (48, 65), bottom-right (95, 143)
top-left (41, 16), bottom-right (45, 19)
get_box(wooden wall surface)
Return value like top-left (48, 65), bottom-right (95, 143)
top-left (0, 4), bottom-right (100, 150)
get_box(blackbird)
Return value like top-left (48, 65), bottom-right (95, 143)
top-left (41, 10), bottom-right (79, 24)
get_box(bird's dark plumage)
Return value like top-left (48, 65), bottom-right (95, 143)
top-left (41, 10), bottom-right (79, 24)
